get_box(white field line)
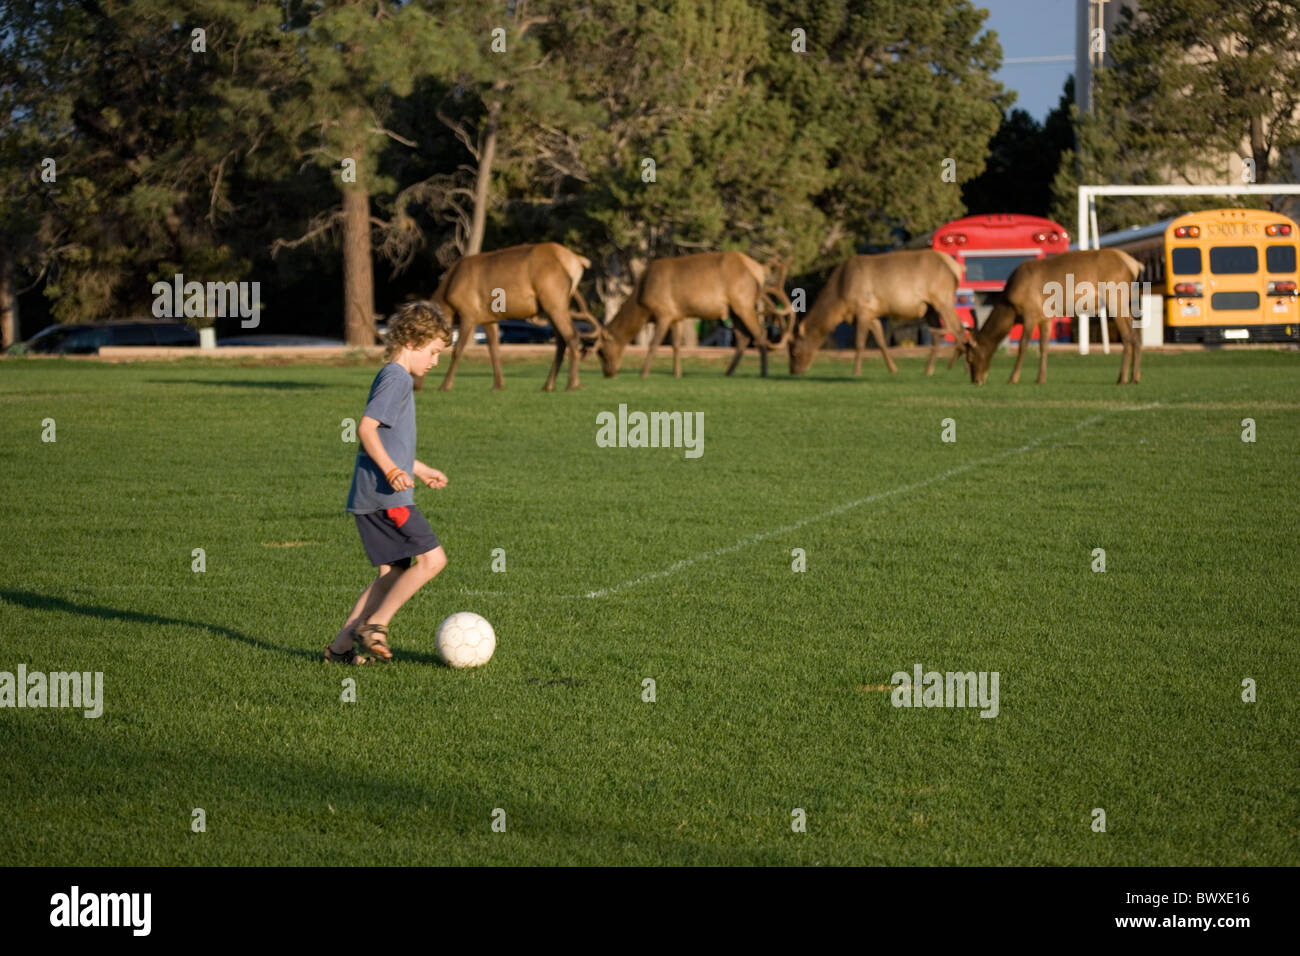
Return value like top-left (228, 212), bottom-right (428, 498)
top-left (5, 385), bottom-right (1253, 605)
top-left (565, 391), bottom-right (1231, 601)
top-left (571, 381), bottom-right (1253, 601)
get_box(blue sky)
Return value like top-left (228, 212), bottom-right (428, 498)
top-left (982, 0), bottom-right (1077, 122)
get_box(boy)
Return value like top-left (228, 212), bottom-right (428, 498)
top-left (325, 301), bottom-right (454, 664)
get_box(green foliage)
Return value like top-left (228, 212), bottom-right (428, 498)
top-left (760, 1), bottom-right (1007, 259)
top-left (1053, 0), bottom-right (1300, 233)
top-left (4, 0), bottom-right (1009, 328)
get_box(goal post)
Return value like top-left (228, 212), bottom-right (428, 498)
top-left (1075, 184), bottom-right (1300, 353)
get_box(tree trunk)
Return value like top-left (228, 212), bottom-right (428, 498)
top-left (0, 252), bottom-right (16, 350)
top-left (341, 179), bottom-right (375, 347)
top-left (1249, 112), bottom-right (1270, 184)
top-left (467, 84), bottom-right (505, 256)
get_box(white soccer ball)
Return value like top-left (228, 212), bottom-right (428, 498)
top-left (435, 612), bottom-right (496, 668)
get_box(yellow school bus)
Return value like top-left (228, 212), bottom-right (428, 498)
top-left (1164, 208), bottom-right (1299, 343)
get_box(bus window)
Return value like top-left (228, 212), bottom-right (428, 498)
top-left (961, 255), bottom-right (1030, 283)
top-left (1210, 292), bottom-right (1260, 311)
top-left (1209, 246), bottom-right (1258, 274)
top-left (1265, 245), bottom-right (1297, 273)
top-left (1171, 247), bottom-right (1202, 274)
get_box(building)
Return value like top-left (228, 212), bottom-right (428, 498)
top-left (1074, 0), bottom-right (1299, 222)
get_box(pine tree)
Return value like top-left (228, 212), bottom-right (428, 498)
top-left (1054, 0), bottom-right (1300, 233)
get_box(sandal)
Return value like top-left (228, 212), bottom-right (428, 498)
top-left (323, 643), bottom-right (369, 665)
top-left (354, 623), bottom-right (393, 661)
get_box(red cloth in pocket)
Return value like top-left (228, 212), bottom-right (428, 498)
top-left (386, 506), bottom-right (410, 528)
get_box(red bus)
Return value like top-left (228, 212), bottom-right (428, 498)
top-left (911, 214), bottom-right (1072, 342)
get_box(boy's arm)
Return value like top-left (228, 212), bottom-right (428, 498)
top-left (358, 416), bottom-right (413, 491)
top-left (413, 460), bottom-right (448, 489)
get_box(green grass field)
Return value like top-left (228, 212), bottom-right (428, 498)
top-left (1, 347), bottom-right (1297, 865)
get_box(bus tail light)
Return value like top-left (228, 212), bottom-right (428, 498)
top-left (1033, 232), bottom-right (1047, 242)
top-left (955, 291), bottom-right (975, 308)
top-left (1174, 225), bottom-right (1201, 238)
top-left (1173, 282), bottom-right (1202, 296)
top-left (955, 233), bottom-right (967, 245)
top-left (1267, 280), bottom-right (1297, 295)
top-left (1048, 231), bottom-right (1061, 243)
top-left (1265, 224), bottom-right (1293, 237)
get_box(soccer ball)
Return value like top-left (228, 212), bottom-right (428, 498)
top-left (435, 612), bottom-right (496, 668)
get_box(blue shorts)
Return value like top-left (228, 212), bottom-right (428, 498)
top-left (355, 505), bottom-right (440, 568)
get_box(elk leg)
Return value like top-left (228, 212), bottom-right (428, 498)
top-left (439, 314), bottom-right (474, 391)
top-left (726, 326), bottom-right (750, 375)
top-left (543, 336), bottom-right (564, 391)
top-left (1114, 313), bottom-right (1139, 385)
top-left (866, 315), bottom-right (897, 374)
top-left (731, 298), bottom-right (769, 378)
top-left (484, 321), bottom-right (504, 391)
top-left (546, 314), bottom-right (585, 391)
top-left (671, 321), bottom-right (683, 378)
top-left (1037, 320), bottom-right (1049, 384)
top-left (852, 319), bottom-right (868, 376)
top-left (930, 301), bottom-right (963, 375)
top-left (1114, 315), bottom-right (1129, 385)
top-left (640, 320), bottom-right (664, 377)
top-left (924, 341), bottom-right (940, 376)
top-left (566, 332), bottom-right (584, 390)
top-left (1009, 321), bottom-right (1032, 384)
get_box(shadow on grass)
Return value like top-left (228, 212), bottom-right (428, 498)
top-left (146, 378), bottom-right (329, 390)
top-left (0, 589), bottom-right (317, 662)
top-left (0, 588), bottom-right (453, 667)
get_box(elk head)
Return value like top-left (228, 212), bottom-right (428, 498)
top-left (963, 339), bottom-right (991, 385)
top-left (576, 321), bottom-right (614, 371)
top-left (578, 325), bottom-right (622, 377)
top-left (789, 315), bottom-right (824, 375)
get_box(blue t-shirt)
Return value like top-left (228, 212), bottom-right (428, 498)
top-left (346, 363), bottom-right (416, 514)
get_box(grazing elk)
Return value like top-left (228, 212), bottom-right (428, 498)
top-left (788, 250), bottom-right (965, 376)
top-left (962, 248), bottom-right (1144, 385)
top-left (589, 252), bottom-right (794, 378)
top-left (433, 242), bottom-right (604, 392)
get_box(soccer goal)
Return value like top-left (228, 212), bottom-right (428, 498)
top-left (1075, 184), bottom-right (1300, 353)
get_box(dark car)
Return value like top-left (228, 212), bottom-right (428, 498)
top-left (470, 320), bottom-right (556, 345)
top-left (216, 334), bottom-right (347, 347)
top-left (12, 319), bottom-right (199, 355)
top-left (470, 319), bottom-right (603, 345)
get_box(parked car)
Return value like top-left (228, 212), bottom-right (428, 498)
top-left (472, 319), bottom-right (604, 344)
top-left (217, 334), bottom-right (347, 347)
top-left (477, 320), bottom-right (557, 345)
top-left (10, 319), bottom-right (199, 355)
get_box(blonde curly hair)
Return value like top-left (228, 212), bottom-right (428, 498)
top-left (383, 301), bottom-right (453, 361)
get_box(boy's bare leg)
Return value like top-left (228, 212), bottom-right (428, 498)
top-left (365, 546), bottom-right (448, 628)
top-left (332, 564), bottom-right (402, 653)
